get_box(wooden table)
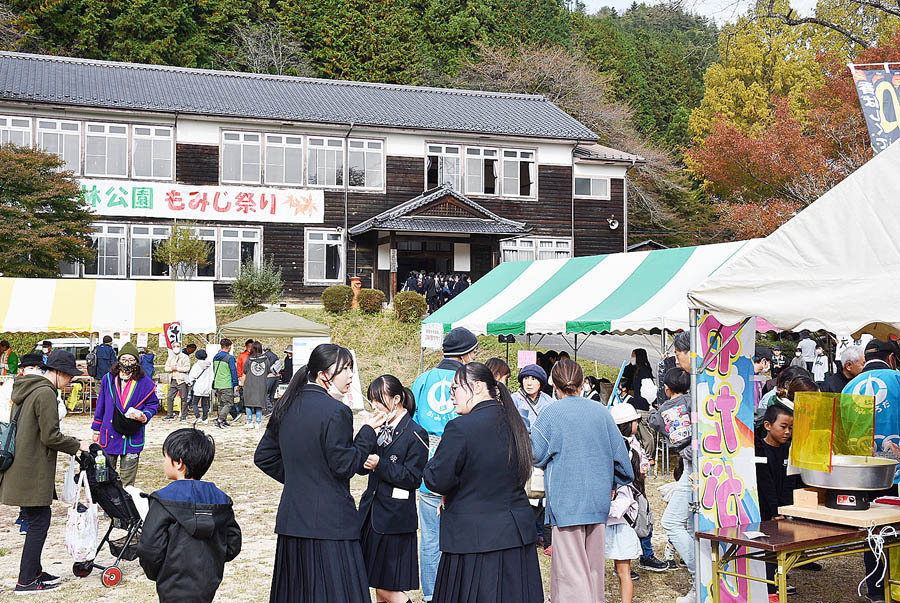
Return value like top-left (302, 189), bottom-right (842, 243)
top-left (697, 518), bottom-right (900, 603)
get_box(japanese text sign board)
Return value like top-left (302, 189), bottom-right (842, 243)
top-left (421, 323), bottom-right (444, 351)
top-left (162, 322), bottom-right (182, 351)
top-left (81, 179), bottom-right (325, 224)
top-left (850, 64), bottom-right (900, 154)
top-left (517, 350), bottom-right (537, 369)
top-left (696, 313), bottom-right (767, 603)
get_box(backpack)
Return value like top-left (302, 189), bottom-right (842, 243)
top-left (0, 403), bottom-right (24, 472)
top-left (624, 484), bottom-right (653, 539)
top-left (86, 350), bottom-right (99, 379)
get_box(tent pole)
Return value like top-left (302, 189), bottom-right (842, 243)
top-left (419, 347), bottom-right (424, 375)
top-left (689, 308), bottom-right (701, 603)
top-left (574, 334), bottom-right (578, 361)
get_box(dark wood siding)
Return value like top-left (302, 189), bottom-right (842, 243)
top-left (386, 156), bottom-right (425, 206)
top-left (176, 143), bottom-right (218, 185)
top-left (475, 165), bottom-right (572, 239)
top-left (574, 177), bottom-right (625, 256)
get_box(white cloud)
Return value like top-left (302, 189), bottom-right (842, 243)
top-left (579, 0), bottom-right (817, 24)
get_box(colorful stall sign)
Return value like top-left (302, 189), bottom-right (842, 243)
top-left (850, 64), bottom-right (900, 154)
top-left (80, 179), bottom-right (325, 224)
top-left (696, 313), bottom-right (767, 603)
top-left (162, 321), bottom-right (182, 350)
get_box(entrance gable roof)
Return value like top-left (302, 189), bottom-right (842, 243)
top-left (349, 185), bottom-right (530, 235)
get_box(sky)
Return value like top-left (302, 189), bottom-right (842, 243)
top-left (581, 0), bottom-right (818, 24)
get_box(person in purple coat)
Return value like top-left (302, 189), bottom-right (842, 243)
top-left (91, 342), bottom-right (160, 487)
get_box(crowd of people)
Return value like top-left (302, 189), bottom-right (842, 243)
top-left (3, 324), bottom-right (894, 602)
top-left (401, 272), bottom-right (470, 313)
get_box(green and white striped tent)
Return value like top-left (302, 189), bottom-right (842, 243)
top-left (422, 240), bottom-right (755, 336)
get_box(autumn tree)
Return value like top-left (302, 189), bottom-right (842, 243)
top-left (0, 144), bottom-right (93, 277)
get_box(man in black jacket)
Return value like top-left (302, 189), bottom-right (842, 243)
top-left (138, 428), bottom-right (241, 603)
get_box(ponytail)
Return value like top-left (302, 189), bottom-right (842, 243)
top-left (366, 374), bottom-right (415, 415)
top-left (401, 387), bottom-right (416, 415)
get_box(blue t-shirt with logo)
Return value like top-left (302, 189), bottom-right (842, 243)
top-left (842, 367), bottom-right (900, 483)
top-left (411, 358), bottom-right (462, 494)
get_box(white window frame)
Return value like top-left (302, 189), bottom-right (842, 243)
top-left (221, 130), bottom-right (262, 184)
top-left (501, 148), bottom-right (536, 198)
top-left (307, 137), bottom-right (345, 187)
top-left (465, 146), bottom-right (499, 196)
top-left (0, 115), bottom-right (32, 147)
top-left (58, 260), bottom-right (82, 278)
top-left (85, 122), bottom-right (128, 178)
top-left (574, 175), bottom-right (611, 200)
top-left (220, 228), bottom-right (261, 281)
top-left (132, 125), bottom-right (174, 180)
top-left (304, 228), bottom-right (345, 285)
top-left (347, 138), bottom-right (384, 191)
top-left (187, 227), bottom-right (219, 280)
top-left (264, 133), bottom-right (304, 186)
top-left (501, 237), bottom-right (571, 262)
top-left (37, 119), bottom-right (81, 175)
top-left (84, 223), bottom-right (127, 278)
top-left (130, 225), bottom-right (172, 279)
top-left (426, 143), bottom-right (462, 191)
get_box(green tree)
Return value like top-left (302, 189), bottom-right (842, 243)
top-left (153, 221), bottom-right (211, 280)
top-left (0, 144), bottom-right (93, 277)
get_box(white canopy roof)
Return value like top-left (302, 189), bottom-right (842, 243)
top-left (688, 140), bottom-right (900, 335)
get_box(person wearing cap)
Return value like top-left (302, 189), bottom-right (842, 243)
top-left (39, 341), bottom-right (52, 364)
top-left (410, 326), bottom-right (478, 602)
top-left (280, 345), bottom-right (293, 384)
top-left (91, 342), bottom-right (160, 487)
top-left (843, 339), bottom-right (900, 602)
top-left (0, 350), bottom-right (91, 595)
top-left (94, 335), bottom-right (117, 382)
top-left (771, 346), bottom-right (787, 380)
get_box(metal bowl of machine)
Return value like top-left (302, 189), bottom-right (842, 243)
top-left (799, 455), bottom-right (898, 491)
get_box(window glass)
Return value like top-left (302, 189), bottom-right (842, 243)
top-left (37, 120), bottom-right (80, 174)
top-left (0, 116), bottom-right (31, 147)
top-left (502, 149), bottom-right (536, 197)
top-left (133, 126), bottom-right (172, 179)
top-left (348, 139), bottom-right (384, 189)
top-left (305, 229), bottom-right (344, 283)
top-left (426, 144), bottom-right (461, 191)
top-left (265, 134), bottom-right (303, 185)
top-left (85, 123), bottom-right (128, 177)
top-left (220, 229), bottom-right (260, 280)
top-left (501, 238), bottom-right (569, 262)
top-left (84, 224), bottom-right (126, 276)
top-left (574, 176), bottom-right (610, 199)
top-left (131, 225), bottom-right (170, 277)
top-left (307, 137), bottom-right (344, 186)
top-left (222, 131), bottom-right (261, 183)
top-left (465, 147), bottom-right (498, 195)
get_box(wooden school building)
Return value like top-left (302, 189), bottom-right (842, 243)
top-left (0, 51), bottom-right (643, 300)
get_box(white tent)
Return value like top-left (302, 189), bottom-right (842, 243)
top-left (688, 140), bottom-right (900, 336)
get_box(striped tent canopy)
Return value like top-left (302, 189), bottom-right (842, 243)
top-left (0, 278), bottom-right (216, 334)
top-left (422, 240), bottom-right (755, 336)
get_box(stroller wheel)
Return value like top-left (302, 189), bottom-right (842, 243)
top-left (73, 561), bottom-right (93, 577)
top-left (101, 566), bottom-right (122, 587)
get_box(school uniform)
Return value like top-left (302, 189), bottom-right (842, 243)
top-left (254, 383), bottom-right (377, 603)
top-left (424, 400), bottom-right (543, 603)
top-left (357, 413), bottom-right (429, 592)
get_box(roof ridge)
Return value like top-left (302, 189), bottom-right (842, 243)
top-left (0, 51), bottom-right (550, 102)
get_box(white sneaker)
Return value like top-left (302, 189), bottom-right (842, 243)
top-left (676, 587), bottom-right (696, 603)
top-left (255, 423), bottom-right (261, 429)
top-left (244, 423), bottom-right (254, 429)
top-left (199, 418), bottom-right (208, 424)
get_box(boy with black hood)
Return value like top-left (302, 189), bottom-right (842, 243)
top-left (138, 428), bottom-right (241, 603)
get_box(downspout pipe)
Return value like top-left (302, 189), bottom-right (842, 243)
top-left (343, 122), bottom-right (354, 283)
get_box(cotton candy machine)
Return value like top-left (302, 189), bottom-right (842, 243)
top-left (799, 455), bottom-right (898, 510)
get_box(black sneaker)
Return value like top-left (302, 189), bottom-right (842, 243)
top-left (665, 559), bottom-right (678, 571)
top-left (639, 555), bottom-right (669, 572)
top-left (162, 416), bottom-right (175, 422)
top-left (14, 579), bottom-right (59, 595)
top-left (37, 572), bottom-right (60, 585)
top-left (630, 570), bottom-right (640, 581)
top-left (221, 421), bottom-right (231, 428)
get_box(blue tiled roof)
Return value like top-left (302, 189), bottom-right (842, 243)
top-left (0, 52), bottom-right (600, 141)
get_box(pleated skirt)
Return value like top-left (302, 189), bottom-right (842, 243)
top-left (269, 534), bottom-right (369, 603)
top-left (361, 513), bottom-right (419, 591)
top-left (432, 544), bottom-right (544, 603)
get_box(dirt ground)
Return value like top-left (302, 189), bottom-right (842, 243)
top-left (0, 412), bottom-right (882, 602)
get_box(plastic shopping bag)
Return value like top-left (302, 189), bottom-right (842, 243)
top-left (60, 456), bottom-right (77, 505)
top-left (65, 471), bottom-right (99, 562)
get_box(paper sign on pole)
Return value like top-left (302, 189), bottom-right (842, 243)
top-left (696, 313), bottom-right (767, 603)
top-left (116, 332), bottom-right (131, 350)
top-left (136, 332), bottom-right (149, 348)
top-left (162, 322), bottom-right (182, 350)
top-left (517, 350), bottom-right (537, 369)
top-left (421, 323), bottom-right (443, 351)
top-left (291, 337), bottom-right (332, 369)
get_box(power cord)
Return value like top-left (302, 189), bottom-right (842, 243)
top-left (859, 523), bottom-right (899, 597)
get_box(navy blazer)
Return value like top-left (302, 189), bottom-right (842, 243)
top-left (357, 413), bottom-right (429, 535)
top-left (423, 400), bottom-right (536, 554)
top-left (254, 384), bottom-right (376, 540)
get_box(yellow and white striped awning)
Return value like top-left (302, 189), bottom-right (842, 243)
top-left (0, 278), bottom-right (217, 334)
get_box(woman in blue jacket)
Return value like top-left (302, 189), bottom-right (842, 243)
top-left (424, 362), bottom-right (542, 603)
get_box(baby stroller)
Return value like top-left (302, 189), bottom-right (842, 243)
top-left (70, 445), bottom-right (144, 587)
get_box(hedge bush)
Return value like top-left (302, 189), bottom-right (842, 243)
top-left (322, 285), bottom-right (354, 313)
top-left (357, 288), bottom-right (385, 314)
top-left (394, 291), bottom-right (428, 323)
top-left (230, 259), bottom-right (283, 309)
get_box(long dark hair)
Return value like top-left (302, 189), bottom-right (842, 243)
top-left (367, 374), bottom-right (416, 415)
top-left (269, 343), bottom-right (354, 435)
top-left (632, 348), bottom-right (652, 374)
top-left (454, 362), bottom-right (533, 487)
